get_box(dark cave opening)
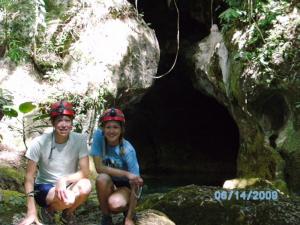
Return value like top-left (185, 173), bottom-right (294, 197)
top-left (125, 65), bottom-right (240, 187)
top-left (124, 0), bottom-right (237, 187)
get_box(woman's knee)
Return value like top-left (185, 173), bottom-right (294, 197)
top-left (96, 173), bottom-right (112, 187)
top-left (108, 195), bottom-right (127, 212)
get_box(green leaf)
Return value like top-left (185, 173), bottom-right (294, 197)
top-left (3, 106), bottom-right (18, 117)
top-left (219, 8), bottom-right (241, 23)
top-left (33, 114), bottom-right (49, 121)
top-left (19, 102), bottom-right (36, 113)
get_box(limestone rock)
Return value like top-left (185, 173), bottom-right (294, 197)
top-left (0, 0), bottom-right (159, 150)
top-left (135, 209), bottom-right (175, 225)
top-left (138, 184), bottom-right (300, 225)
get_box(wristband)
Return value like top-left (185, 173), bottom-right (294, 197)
top-left (26, 191), bottom-right (35, 197)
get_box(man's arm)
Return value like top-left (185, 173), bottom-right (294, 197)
top-left (62, 155), bottom-right (90, 183)
top-left (55, 156), bottom-right (90, 201)
top-left (18, 160), bottom-right (41, 225)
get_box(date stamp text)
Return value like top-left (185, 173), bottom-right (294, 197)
top-left (214, 190), bottom-right (278, 201)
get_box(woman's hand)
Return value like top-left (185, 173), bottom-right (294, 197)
top-left (127, 173), bottom-right (143, 187)
top-left (124, 217), bottom-right (135, 225)
top-left (18, 213), bottom-right (42, 225)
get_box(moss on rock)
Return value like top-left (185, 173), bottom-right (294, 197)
top-left (138, 185), bottom-right (300, 225)
top-left (0, 189), bottom-right (26, 225)
top-left (0, 166), bottom-right (24, 192)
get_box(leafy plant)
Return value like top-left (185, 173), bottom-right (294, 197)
top-left (0, 88), bottom-right (15, 121)
top-left (108, 5), bottom-right (136, 20)
top-left (4, 102), bottom-right (38, 149)
top-left (45, 89), bottom-right (107, 136)
top-left (0, 0), bottom-right (46, 63)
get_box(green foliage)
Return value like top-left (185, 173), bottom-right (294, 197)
top-left (0, 189), bottom-right (26, 210)
top-left (223, 0), bottom-right (245, 8)
top-left (221, 0), bottom-right (297, 88)
top-left (45, 90), bottom-right (107, 133)
top-left (19, 102), bottom-right (37, 113)
top-left (0, 97), bottom-right (39, 148)
top-left (0, 166), bottom-right (25, 192)
top-left (0, 88), bottom-right (13, 109)
top-left (0, 0), bottom-right (46, 64)
top-left (0, 190), bottom-right (26, 224)
top-left (219, 8), bottom-right (247, 25)
top-left (0, 88), bottom-right (17, 119)
top-left (108, 4), bottom-right (136, 20)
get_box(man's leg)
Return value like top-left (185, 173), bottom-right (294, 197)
top-left (34, 184), bottom-right (56, 224)
top-left (46, 178), bottom-right (91, 211)
top-left (64, 178), bottom-right (92, 213)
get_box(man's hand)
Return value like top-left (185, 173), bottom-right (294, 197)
top-left (55, 178), bottom-right (68, 202)
top-left (18, 213), bottom-right (42, 225)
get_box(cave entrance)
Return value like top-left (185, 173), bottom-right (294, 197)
top-left (124, 0), bottom-right (236, 188)
top-left (125, 67), bottom-right (240, 187)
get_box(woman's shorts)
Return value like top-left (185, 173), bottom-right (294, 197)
top-left (113, 179), bottom-right (131, 189)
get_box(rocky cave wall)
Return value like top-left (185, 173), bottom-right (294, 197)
top-left (124, 0), bottom-right (300, 194)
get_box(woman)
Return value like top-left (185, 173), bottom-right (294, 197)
top-left (91, 108), bottom-right (143, 225)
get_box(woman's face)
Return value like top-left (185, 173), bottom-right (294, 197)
top-left (103, 121), bottom-right (122, 146)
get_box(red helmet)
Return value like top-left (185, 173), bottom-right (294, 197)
top-left (100, 108), bottom-right (125, 124)
top-left (50, 101), bottom-right (75, 118)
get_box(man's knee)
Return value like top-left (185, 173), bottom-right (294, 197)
top-left (76, 178), bottom-right (92, 195)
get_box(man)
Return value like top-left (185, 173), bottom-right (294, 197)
top-left (18, 100), bottom-right (91, 225)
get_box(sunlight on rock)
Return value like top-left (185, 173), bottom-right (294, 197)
top-left (193, 24), bottom-right (230, 95)
top-left (223, 178), bottom-right (273, 189)
top-left (0, 0), bottom-right (159, 150)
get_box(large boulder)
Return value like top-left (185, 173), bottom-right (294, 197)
top-left (138, 184), bottom-right (300, 225)
top-left (0, 0), bottom-right (159, 150)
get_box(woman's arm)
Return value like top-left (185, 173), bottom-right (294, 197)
top-left (92, 156), bottom-right (132, 178)
top-left (125, 181), bottom-right (143, 225)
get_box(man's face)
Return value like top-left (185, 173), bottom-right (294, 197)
top-left (53, 115), bottom-right (73, 137)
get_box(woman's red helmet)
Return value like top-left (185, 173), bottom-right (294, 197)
top-left (100, 108), bottom-right (125, 124)
top-left (50, 100), bottom-right (75, 118)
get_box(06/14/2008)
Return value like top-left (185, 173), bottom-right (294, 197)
top-left (214, 190), bottom-right (278, 201)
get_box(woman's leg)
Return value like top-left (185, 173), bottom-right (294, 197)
top-left (95, 173), bottom-right (114, 215)
top-left (108, 187), bottom-right (131, 213)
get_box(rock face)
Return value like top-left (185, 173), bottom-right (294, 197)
top-left (0, 0), bottom-right (159, 150)
top-left (135, 209), bottom-right (175, 225)
top-left (1, 0), bottom-right (300, 195)
top-left (183, 1), bottom-right (300, 192)
top-left (138, 184), bottom-right (300, 225)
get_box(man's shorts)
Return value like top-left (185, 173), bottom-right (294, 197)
top-left (34, 183), bottom-right (54, 208)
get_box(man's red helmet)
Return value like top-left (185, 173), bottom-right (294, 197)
top-left (50, 101), bottom-right (75, 118)
top-left (100, 108), bottom-right (125, 124)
